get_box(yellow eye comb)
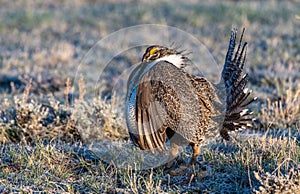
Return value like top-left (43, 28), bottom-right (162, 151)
top-left (149, 47), bottom-right (157, 55)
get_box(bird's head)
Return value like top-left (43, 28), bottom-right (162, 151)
top-left (142, 45), bottom-right (191, 68)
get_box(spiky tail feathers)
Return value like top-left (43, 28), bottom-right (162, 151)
top-left (220, 28), bottom-right (256, 140)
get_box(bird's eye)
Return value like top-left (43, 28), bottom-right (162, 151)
top-left (149, 47), bottom-right (157, 55)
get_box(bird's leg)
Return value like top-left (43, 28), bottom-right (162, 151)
top-left (166, 142), bottom-right (179, 168)
top-left (190, 143), bottom-right (201, 165)
top-left (167, 143), bottom-right (201, 176)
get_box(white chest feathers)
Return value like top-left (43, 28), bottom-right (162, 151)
top-left (155, 54), bottom-right (186, 69)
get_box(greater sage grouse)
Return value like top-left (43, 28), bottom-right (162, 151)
top-left (126, 29), bottom-right (255, 167)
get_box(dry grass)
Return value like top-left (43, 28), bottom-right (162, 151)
top-left (0, 0), bottom-right (299, 193)
top-left (260, 85), bottom-right (300, 129)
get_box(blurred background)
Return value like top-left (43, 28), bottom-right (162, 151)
top-left (0, 0), bottom-right (298, 99)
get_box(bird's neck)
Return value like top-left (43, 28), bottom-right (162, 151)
top-left (155, 54), bottom-right (187, 69)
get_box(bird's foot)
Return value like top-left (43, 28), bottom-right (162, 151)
top-left (168, 163), bottom-right (191, 176)
top-left (166, 161), bottom-right (212, 177)
top-left (164, 156), bottom-right (185, 169)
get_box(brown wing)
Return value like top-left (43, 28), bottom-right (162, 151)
top-left (134, 79), bottom-right (169, 153)
top-left (127, 61), bottom-right (214, 153)
top-left (132, 63), bottom-right (183, 153)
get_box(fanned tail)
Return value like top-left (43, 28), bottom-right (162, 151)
top-left (220, 28), bottom-right (256, 140)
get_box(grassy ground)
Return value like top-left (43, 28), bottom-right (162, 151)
top-left (0, 0), bottom-right (299, 193)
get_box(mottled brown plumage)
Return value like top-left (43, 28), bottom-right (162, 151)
top-left (126, 29), bottom-right (255, 167)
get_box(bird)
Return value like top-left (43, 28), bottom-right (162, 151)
top-left (125, 29), bottom-right (256, 168)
